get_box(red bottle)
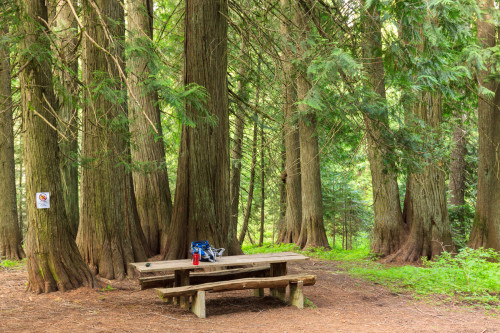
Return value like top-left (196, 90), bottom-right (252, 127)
top-left (193, 252), bottom-right (200, 265)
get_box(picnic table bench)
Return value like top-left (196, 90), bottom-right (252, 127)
top-left (130, 252), bottom-right (316, 318)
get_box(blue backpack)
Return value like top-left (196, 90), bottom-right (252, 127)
top-left (191, 241), bottom-right (225, 262)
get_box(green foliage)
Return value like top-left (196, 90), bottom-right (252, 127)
top-left (101, 285), bottom-right (115, 292)
top-left (242, 243), bottom-right (299, 254)
top-left (244, 245), bottom-right (499, 307)
top-left (350, 248), bottom-right (500, 307)
top-left (302, 245), bottom-right (371, 262)
top-left (448, 204), bottom-right (475, 250)
top-left (0, 258), bottom-right (25, 270)
top-left (304, 297), bottom-right (316, 309)
top-left (242, 242), bottom-right (370, 261)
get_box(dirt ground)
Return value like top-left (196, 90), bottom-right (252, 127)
top-left (1, 259), bottom-right (498, 333)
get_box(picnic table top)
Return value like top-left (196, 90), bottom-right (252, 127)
top-left (130, 251), bottom-right (309, 274)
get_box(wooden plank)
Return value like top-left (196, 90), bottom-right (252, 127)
top-left (289, 280), bottom-right (304, 309)
top-left (156, 274), bottom-right (316, 298)
top-left (130, 252), bottom-right (308, 274)
top-left (139, 266), bottom-right (270, 290)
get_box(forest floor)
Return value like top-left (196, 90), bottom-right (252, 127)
top-left (1, 259), bottom-right (499, 333)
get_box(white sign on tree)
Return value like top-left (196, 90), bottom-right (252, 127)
top-left (36, 192), bottom-right (50, 209)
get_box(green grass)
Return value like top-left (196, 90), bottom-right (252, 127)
top-left (242, 241), bottom-right (371, 261)
top-left (349, 248), bottom-right (500, 307)
top-left (242, 243), bottom-right (500, 308)
top-left (0, 258), bottom-right (25, 269)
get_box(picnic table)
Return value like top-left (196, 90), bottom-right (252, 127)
top-left (130, 252), bottom-right (317, 318)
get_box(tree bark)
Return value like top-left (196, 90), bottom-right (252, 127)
top-left (0, 25), bottom-right (24, 260)
top-left (78, 0), bottom-right (148, 279)
top-left (295, 4), bottom-right (330, 249)
top-left (50, 0), bottom-right (80, 238)
top-left (449, 113), bottom-right (467, 207)
top-left (18, 0), bottom-right (93, 292)
top-left (238, 119), bottom-right (258, 245)
top-left (469, 0), bottom-right (500, 250)
top-left (278, 0), bottom-right (302, 244)
top-left (277, 142), bottom-right (287, 243)
top-left (163, 0), bottom-right (230, 259)
top-left (128, 0), bottom-right (173, 255)
top-left (361, 0), bottom-right (404, 257)
top-left (228, 38), bottom-right (249, 255)
top-left (259, 125), bottom-right (265, 247)
top-left (389, 93), bottom-right (454, 261)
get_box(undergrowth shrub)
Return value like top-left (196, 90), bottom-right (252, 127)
top-left (350, 247), bottom-right (500, 306)
top-left (243, 243), bottom-right (499, 307)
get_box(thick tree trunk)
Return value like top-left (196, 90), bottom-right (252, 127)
top-left (18, 0), bottom-right (93, 292)
top-left (295, 5), bottom-right (330, 249)
top-left (128, 0), bottom-right (173, 255)
top-left (469, 0), bottom-right (500, 250)
top-left (238, 119), bottom-right (258, 245)
top-left (278, 0), bottom-right (302, 244)
top-left (449, 113), bottom-right (467, 206)
top-left (163, 0), bottom-right (230, 259)
top-left (361, 1), bottom-right (404, 257)
top-left (0, 25), bottom-right (24, 260)
top-left (78, 0), bottom-right (148, 279)
top-left (389, 94), bottom-right (454, 261)
top-left (50, 0), bottom-right (80, 238)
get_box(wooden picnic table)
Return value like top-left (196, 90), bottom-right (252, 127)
top-left (130, 252), bottom-right (309, 274)
top-left (130, 252), bottom-right (311, 313)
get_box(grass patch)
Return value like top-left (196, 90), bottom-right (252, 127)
top-left (0, 258), bottom-right (25, 270)
top-left (349, 248), bottom-right (500, 307)
top-left (242, 243), bottom-right (500, 308)
top-left (242, 243), bottom-right (299, 254)
top-left (242, 242), bottom-right (370, 261)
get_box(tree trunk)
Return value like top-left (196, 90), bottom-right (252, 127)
top-left (361, 0), bottom-right (404, 257)
top-left (163, 0), bottom-right (230, 259)
top-left (449, 111), bottom-right (468, 246)
top-left (469, 0), bottom-right (500, 250)
top-left (18, 149), bottom-right (24, 233)
top-left (18, 0), bottom-right (93, 292)
top-left (449, 113), bottom-right (467, 207)
top-left (228, 37), bottom-right (249, 255)
top-left (278, 0), bottom-right (302, 244)
top-left (128, 0), bottom-right (173, 255)
top-left (295, 4), bottom-right (330, 249)
top-left (78, 0), bottom-right (148, 279)
top-left (238, 119), bottom-right (258, 245)
top-left (389, 93), bottom-right (454, 261)
top-left (0, 25), bottom-right (24, 260)
top-left (50, 0), bottom-right (80, 238)
top-left (259, 125), bottom-right (265, 247)
top-left (277, 143), bottom-right (287, 243)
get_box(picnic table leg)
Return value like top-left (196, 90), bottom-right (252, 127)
top-left (191, 291), bottom-right (206, 318)
top-left (174, 270), bottom-right (190, 309)
top-left (289, 280), bottom-right (304, 309)
top-left (253, 288), bottom-right (265, 297)
top-left (270, 262), bottom-right (287, 301)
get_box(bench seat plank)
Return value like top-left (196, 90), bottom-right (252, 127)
top-left (156, 274), bottom-right (316, 299)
